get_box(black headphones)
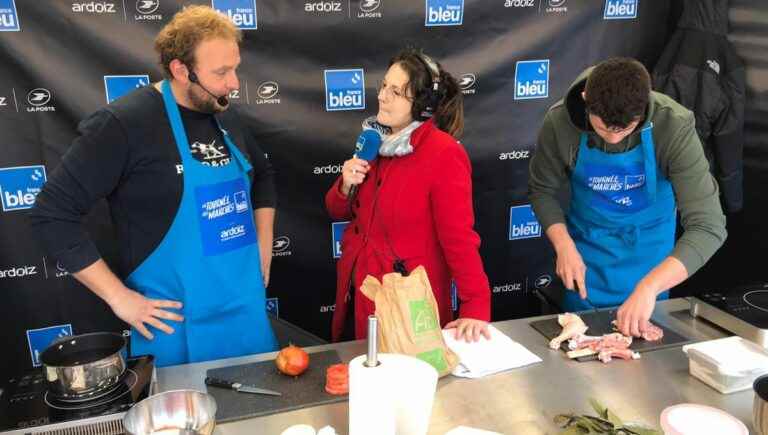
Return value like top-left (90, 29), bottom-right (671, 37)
top-left (411, 52), bottom-right (443, 121)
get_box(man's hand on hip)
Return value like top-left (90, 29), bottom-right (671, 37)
top-left (108, 287), bottom-right (184, 340)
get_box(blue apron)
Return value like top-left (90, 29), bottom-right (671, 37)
top-left (126, 80), bottom-right (277, 367)
top-left (563, 122), bottom-right (676, 311)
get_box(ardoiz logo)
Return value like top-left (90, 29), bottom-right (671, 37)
top-left (314, 163), bottom-right (342, 175)
top-left (256, 81), bottom-right (280, 105)
top-left (27, 324), bottom-right (73, 367)
top-left (459, 73), bottom-right (476, 95)
top-left (320, 304), bottom-right (336, 313)
top-left (0, 89), bottom-right (17, 112)
top-left (135, 0), bottom-right (162, 20)
top-left (0, 165), bottom-right (47, 212)
top-left (505, 0), bottom-right (535, 7)
top-left (331, 221), bottom-right (349, 258)
top-left (499, 150), bottom-right (530, 160)
top-left (212, 0), bottom-right (258, 30)
top-left (104, 75), bottom-right (149, 104)
top-left (514, 59), bottom-right (549, 100)
top-left (0, 264), bottom-right (37, 279)
top-left (71, 1), bottom-right (118, 14)
top-left (266, 297), bottom-right (279, 317)
top-left (358, 0), bottom-right (382, 18)
top-left (305, 0), bottom-right (342, 13)
top-left (0, 0), bottom-right (20, 31)
top-left (272, 235), bottom-right (292, 257)
top-left (227, 80), bottom-right (247, 104)
top-left (509, 204), bottom-right (541, 240)
top-left (493, 282), bottom-right (524, 293)
top-left (603, 0), bottom-right (637, 20)
top-left (26, 88), bottom-right (55, 112)
top-left (324, 69), bottom-right (365, 111)
top-left (425, 0), bottom-right (463, 26)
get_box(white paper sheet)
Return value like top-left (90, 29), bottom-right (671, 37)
top-left (442, 325), bottom-right (542, 378)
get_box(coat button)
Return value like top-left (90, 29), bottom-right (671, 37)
top-left (351, 211), bottom-right (357, 218)
top-left (377, 179), bottom-right (382, 187)
top-left (355, 199), bottom-right (361, 208)
top-left (354, 226), bottom-right (360, 234)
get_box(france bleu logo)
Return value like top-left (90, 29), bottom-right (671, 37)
top-left (212, 0), bottom-right (257, 30)
top-left (509, 204), bottom-right (541, 240)
top-left (331, 221), bottom-right (349, 258)
top-left (27, 324), bottom-right (73, 367)
top-left (0, 0), bottom-right (20, 31)
top-left (425, 0), bottom-right (463, 26)
top-left (604, 0), bottom-right (637, 19)
top-left (0, 165), bottom-right (46, 212)
top-left (104, 75), bottom-right (150, 104)
top-left (514, 59), bottom-right (549, 100)
top-left (324, 69), bottom-right (365, 112)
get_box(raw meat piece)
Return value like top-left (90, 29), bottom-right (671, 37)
top-left (567, 334), bottom-right (603, 350)
top-left (598, 348), bottom-right (641, 363)
top-left (549, 313), bottom-right (589, 349)
top-left (568, 333), bottom-right (632, 351)
top-left (641, 323), bottom-right (664, 341)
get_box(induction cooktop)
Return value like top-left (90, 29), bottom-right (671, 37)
top-left (0, 355), bottom-right (154, 434)
top-left (690, 283), bottom-right (768, 348)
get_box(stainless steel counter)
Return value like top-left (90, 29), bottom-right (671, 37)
top-left (156, 298), bottom-right (756, 434)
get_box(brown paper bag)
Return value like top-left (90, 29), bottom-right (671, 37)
top-left (359, 265), bottom-right (459, 377)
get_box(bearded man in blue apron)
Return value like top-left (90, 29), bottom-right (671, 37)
top-left (29, 6), bottom-right (277, 366)
top-left (528, 58), bottom-right (727, 337)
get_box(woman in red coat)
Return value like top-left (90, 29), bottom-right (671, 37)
top-left (325, 49), bottom-right (491, 343)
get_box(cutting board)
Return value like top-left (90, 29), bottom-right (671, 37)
top-left (529, 309), bottom-right (693, 361)
top-left (205, 349), bottom-right (346, 422)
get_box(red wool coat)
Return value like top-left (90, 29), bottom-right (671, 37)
top-left (325, 120), bottom-right (491, 341)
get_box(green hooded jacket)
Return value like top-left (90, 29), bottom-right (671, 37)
top-left (528, 67), bottom-right (726, 275)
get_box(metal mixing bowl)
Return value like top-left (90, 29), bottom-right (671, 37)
top-left (123, 390), bottom-right (217, 435)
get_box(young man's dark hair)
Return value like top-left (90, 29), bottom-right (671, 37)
top-left (584, 57), bottom-right (651, 129)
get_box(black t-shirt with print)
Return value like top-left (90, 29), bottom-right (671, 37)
top-left (179, 105), bottom-right (232, 167)
top-left (29, 86), bottom-right (276, 278)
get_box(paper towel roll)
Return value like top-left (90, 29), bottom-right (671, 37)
top-left (349, 353), bottom-right (438, 435)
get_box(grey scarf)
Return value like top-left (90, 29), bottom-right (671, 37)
top-left (362, 116), bottom-right (423, 157)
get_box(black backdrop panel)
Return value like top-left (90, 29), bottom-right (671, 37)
top-left (0, 0), bottom-right (676, 377)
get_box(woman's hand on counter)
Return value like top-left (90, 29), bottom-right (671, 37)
top-left (108, 287), bottom-right (184, 340)
top-left (444, 318), bottom-right (491, 343)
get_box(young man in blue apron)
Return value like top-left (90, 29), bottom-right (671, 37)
top-left (528, 58), bottom-right (726, 337)
top-left (30, 6), bottom-right (277, 366)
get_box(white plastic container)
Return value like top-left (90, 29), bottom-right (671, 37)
top-left (682, 336), bottom-right (768, 394)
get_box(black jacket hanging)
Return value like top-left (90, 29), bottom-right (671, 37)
top-left (652, 0), bottom-right (745, 213)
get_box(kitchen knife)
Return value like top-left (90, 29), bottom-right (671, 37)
top-left (204, 376), bottom-right (281, 396)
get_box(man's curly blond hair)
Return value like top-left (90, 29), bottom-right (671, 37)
top-left (154, 5), bottom-right (242, 78)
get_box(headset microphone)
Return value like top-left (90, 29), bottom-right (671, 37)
top-left (188, 71), bottom-right (229, 107)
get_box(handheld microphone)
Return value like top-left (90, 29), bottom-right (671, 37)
top-left (188, 71), bottom-right (229, 107)
top-left (348, 129), bottom-right (382, 202)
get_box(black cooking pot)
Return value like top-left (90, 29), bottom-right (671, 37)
top-left (40, 332), bottom-right (127, 400)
